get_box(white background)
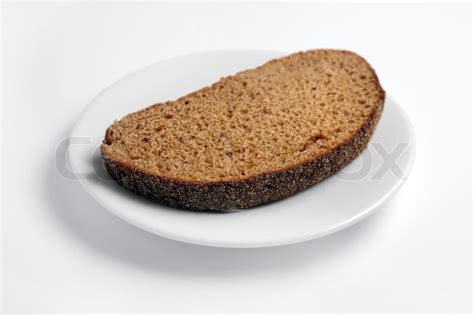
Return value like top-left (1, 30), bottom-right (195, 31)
top-left (2, 2), bottom-right (472, 313)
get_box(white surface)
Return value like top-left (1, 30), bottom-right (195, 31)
top-left (70, 49), bottom-right (415, 248)
top-left (2, 2), bottom-right (471, 313)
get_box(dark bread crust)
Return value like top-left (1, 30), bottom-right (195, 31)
top-left (101, 50), bottom-right (385, 211)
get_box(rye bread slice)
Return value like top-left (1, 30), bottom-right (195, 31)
top-left (101, 49), bottom-right (385, 211)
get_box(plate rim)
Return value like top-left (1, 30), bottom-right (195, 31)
top-left (69, 49), bottom-right (416, 248)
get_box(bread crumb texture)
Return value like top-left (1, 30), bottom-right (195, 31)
top-left (102, 50), bottom-right (383, 183)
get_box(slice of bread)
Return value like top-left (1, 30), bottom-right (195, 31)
top-left (101, 49), bottom-right (385, 211)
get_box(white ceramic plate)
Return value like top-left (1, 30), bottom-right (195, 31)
top-left (69, 50), bottom-right (415, 248)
